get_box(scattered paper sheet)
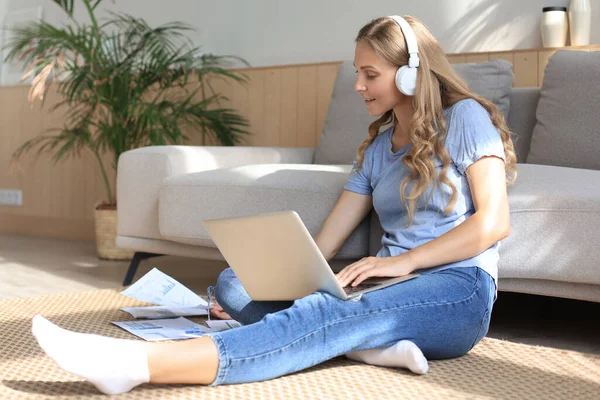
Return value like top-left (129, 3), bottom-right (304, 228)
top-left (112, 317), bottom-right (211, 341)
top-left (116, 268), bottom-right (242, 340)
top-left (121, 305), bottom-right (209, 319)
top-left (121, 267), bottom-right (208, 307)
top-left (205, 320), bottom-right (242, 332)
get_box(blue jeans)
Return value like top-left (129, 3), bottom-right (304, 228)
top-left (206, 266), bottom-right (496, 386)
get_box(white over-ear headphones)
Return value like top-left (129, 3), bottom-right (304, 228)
top-left (388, 15), bottom-right (420, 96)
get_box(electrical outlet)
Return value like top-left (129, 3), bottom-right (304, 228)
top-left (0, 189), bottom-right (23, 207)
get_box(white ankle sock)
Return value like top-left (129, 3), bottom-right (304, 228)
top-left (32, 315), bottom-right (150, 395)
top-left (346, 340), bottom-right (429, 374)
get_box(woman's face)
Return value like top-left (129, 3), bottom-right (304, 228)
top-left (353, 42), bottom-right (404, 116)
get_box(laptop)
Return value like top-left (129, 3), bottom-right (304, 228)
top-left (203, 211), bottom-right (419, 301)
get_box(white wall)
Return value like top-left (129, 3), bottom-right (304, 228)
top-left (1, 0), bottom-right (598, 85)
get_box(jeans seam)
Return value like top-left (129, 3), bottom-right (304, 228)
top-left (228, 268), bottom-right (483, 363)
top-left (207, 333), bottom-right (230, 386)
top-left (469, 271), bottom-right (495, 349)
top-left (470, 308), bottom-right (490, 350)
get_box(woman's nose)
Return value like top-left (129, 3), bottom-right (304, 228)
top-left (354, 78), bottom-right (366, 93)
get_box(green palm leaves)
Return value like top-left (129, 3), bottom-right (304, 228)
top-left (4, 0), bottom-right (250, 205)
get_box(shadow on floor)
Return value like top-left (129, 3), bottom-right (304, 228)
top-left (488, 291), bottom-right (600, 354)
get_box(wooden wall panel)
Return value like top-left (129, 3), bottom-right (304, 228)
top-left (297, 66), bottom-right (318, 147)
top-left (489, 52), bottom-right (515, 66)
top-left (0, 87), bottom-right (115, 222)
top-left (187, 75), bottom-right (229, 147)
top-left (2, 44), bottom-right (600, 241)
top-left (465, 53), bottom-right (490, 63)
top-left (279, 68), bottom-right (299, 147)
top-left (446, 54), bottom-right (467, 64)
top-left (315, 63), bottom-right (338, 146)
top-left (513, 51), bottom-right (539, 87)
top-left (263, 69), bottom-right (282, 146)
top-left (246, 70), bottom-right (267, 146)
top-left (450, 45), bottom-right (600, 88)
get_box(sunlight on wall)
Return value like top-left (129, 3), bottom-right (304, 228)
top-left (1, 0), bottom-right (590, 84)
top-left (437, 0), bottom-right (541, 53)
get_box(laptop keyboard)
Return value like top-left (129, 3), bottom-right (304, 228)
top-left (343, 283), bottom-right (378, 294)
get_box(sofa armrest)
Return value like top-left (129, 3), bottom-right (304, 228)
top-left (117, 145), bottom-right (315, 240)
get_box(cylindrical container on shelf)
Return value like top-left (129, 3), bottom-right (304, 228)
top-left (541, 6), bottom-right (568, 48)
top-left (569, 0), bottom-right (592, 45)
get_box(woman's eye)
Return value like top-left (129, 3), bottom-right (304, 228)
top-left (355, 71), bottom-right (376, 79)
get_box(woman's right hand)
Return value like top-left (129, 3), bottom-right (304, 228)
top-left (209, 300), bottom-right (233, 320)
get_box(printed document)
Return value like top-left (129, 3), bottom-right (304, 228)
top-left (112, 317), bottom-right (211, 341)
top-left (205, 320), bottom-right (242, 332)
top-left (121, 267), bottom-right (208, 307)
top-left (121, 305), bottom-right (208, 319)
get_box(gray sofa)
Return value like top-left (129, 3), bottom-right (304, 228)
top-left (117, 50), bottom-right (600, 303)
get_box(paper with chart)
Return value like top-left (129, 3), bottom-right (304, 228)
top-left (205, 319), bottom-right (242, 332)
top-left (121, 305), bottom-right (208, 319)
top-left (117, 268), bottom-right (242, 337)
top-left (120, 267), bottom-right (208, 308)
top-left (112, 317), bottom-right (212, 341)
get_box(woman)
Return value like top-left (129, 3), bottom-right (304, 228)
top-left (31, 15), bottom-right (517, 395)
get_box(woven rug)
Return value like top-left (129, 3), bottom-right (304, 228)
top-left (1, 289), bottom-right (599, 400)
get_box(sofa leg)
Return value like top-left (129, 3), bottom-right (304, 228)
top-left (122, 252), bottom-right (163, 286)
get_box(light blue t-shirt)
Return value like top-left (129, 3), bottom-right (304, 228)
top-left (344, 99), bottom-right (506, 285)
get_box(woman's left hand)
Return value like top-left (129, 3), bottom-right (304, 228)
top-left (335, 254), bottom-right (416, 288)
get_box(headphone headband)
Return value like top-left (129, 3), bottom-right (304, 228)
top-left (387, 15), bottom-right (420, 68)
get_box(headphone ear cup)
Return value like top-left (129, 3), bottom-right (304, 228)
top-left (395, 66), bottom-right (417, 96)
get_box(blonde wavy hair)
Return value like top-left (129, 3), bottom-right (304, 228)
top-left (355, 16), bottom-right (518, 226)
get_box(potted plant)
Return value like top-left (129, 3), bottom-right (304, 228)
top-left (4, 0), bottom-right (251, 259)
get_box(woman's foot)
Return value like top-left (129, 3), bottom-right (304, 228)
top-left (209, 299), bottom-right (232, 320)
top-left (32, 315), bottom-right (150, 394)
top-left (346, 340), bottom-right (429, 374)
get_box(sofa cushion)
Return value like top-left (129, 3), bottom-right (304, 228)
top-left (527, 50), bottom-right (600, 170)
top-left (314, 59), bottom-right (514, 165)
top-left (159, 164), bottom-right (370, 259)
top-left (506, 88), bottom-right (540, 163)
top-left (453, 60), bottom-right (514, 120)
top-left (499, 164), bottom-right (600, 284)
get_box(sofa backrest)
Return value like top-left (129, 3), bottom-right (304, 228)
top-left (314, 59), bottom-right (515, 165)
top-left (526, 50), bottom-right (600, 170)
top-left (506, 87), bottom-right (540, 163)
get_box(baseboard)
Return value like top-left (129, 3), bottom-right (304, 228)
top-left (0, 213), bottom-right (95, 242)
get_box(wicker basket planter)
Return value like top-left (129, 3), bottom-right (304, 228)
top-left (94, 204), bottom-right (134, 261)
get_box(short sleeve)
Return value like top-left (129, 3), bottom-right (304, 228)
top-left (445, 99), bottom-right (506, 175)
top-left (344, 151), bottom-right (373, 195)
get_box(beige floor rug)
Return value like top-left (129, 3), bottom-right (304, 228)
top-left (1, 288), bottom-right (599, 400)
